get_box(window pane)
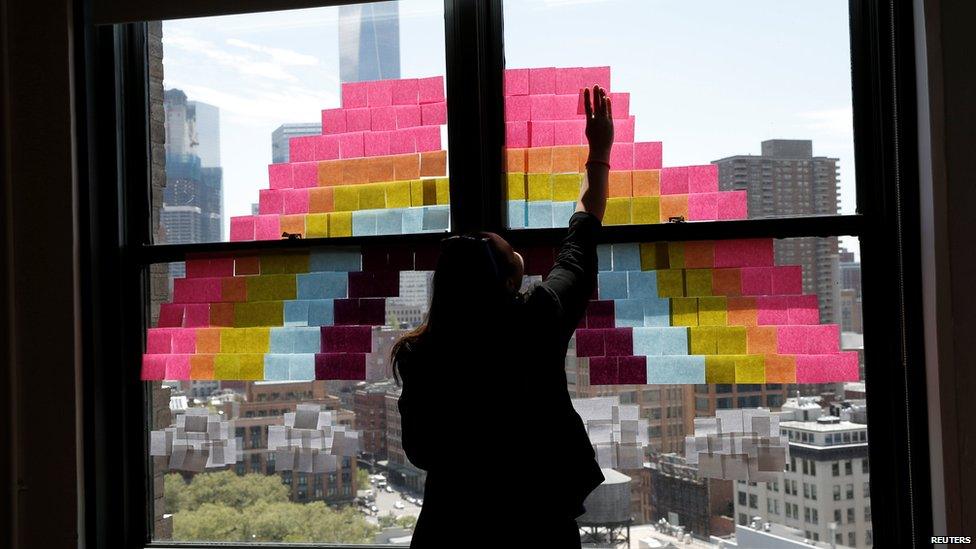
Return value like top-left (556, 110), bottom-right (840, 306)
top-left (155, 1), bottom-right (448, 245)
top-left (501, 0), bottom-right (855, 233)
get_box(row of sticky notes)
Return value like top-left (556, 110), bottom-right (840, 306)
top-left (504, 66), bottom-right (612, 97)
top-left (269, 151), bottom-right (447, 189)
top-left (597, 241), bottom-right (776, 271)
top-left (508, 194), bottom-right (747, 228)
top-left (318, 102), bottom-right (446, 138)
top-left (596, 266), bottom-right (804, 299)
top-left (230, 205), bottom-right (449, 241)
top-left (147, 325), bottom-right (372, 355)
top-left (505, 94), bottom-right (631, 123)
top-left (288, 126), bottom-right (442, 163)
top-left (259, 178), bottom-right (448, 215)
top-left (339, 77), bottom-right (444, 110)
top-left (141, 352), bottom-right (368, 381)
top-left (156, 297), bottom-right (387, 327)
top-left (506, 145), bottom-right (591, 174)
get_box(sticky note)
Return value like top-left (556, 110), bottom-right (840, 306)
top-left (659, 195), bottom-right (689, 222)
top-left (173, 278), bottom-right (222, 304)
top-left (660, 167), bottom-right (689, 195)
top-left (158, 304), bottom-right (185, 328)
top-left (504, 68), bottom-right (530, 96)
top-left (315, 135), bottom-right (341, 161)
top-left (642, 296), bottom-right (671, 327)
top-left (727, 296), bottom-right (758, 326)
top-left (746, 326), bottom-right (778, 354)
top-left (434, 178), bottom-right (450, 205)
top-left (352, 210), bottom-right (378, 236)
top-left (527, 201), bottom-right (554, 228)
top-left (390, 129), bottom-right (416, 155)
top-left (626, 270), bottom-right (657, 299)
top-left (264, 354), bottom-right (290, 380)
top-left (597, 244), bottom-right (612, 271)
top-left (234, 302), bottom-right (284, 328)
top-left (685, 269), bottom-right (713, 297)
top-left (588, 356), bottom-right (617, 385)
top-left (647, 355), bottom-right (705, 384)
top-left (209, 302), bottom-right (235, 326)
top-left (317, 160), bottom-right (342, 186)
top-left (526, 147), bottom-right (553, 173)
top-left (342, 81), bottom-right (368, 108)
top-left (788, 295), bottom-right (820, 324)
top-left (631, 197), bottom-right (660, 225)
top-left (358, 183), bottom-right (385, 210)
top-left (580, 66), bottom-right (611, 91)
top-left (605, 327), bottom-right (633, 356)
top-left (608, 171), bottom-right (633, 197)
top-left (698, 296), bottom-right (728, 326)
top-left (717, 190), bottom-right (748, 220)
top-left (552, 94), bottom-right (579, 119)
top-left (345, 108), bottom-right (370, 132)
top-left (526, 173), bottom-right (553, 201)
top-left (688, 193), bottom-right (718, 221)
top-left (575, 329), bottom-right (605, 357)
top-left (230, 216), bottom-right (255, 241)
top-left (327, 212), bottom-right (352, 237)
top-left (634, 142), bottom-right (663, 170)
top-left (339, 132), bottom-right (365, 159)
top-left (714, 239), bottom-right (774, 268)
top-left (418, 76), bottom-right (445, 104)
top-left (420, 150), bottom-right (448, 177)
top-left (307, 299), bottom-right (335, 326)
top-left (740, 267), bottom-right (773, 295)
top-left (586, 300), bottom-right (615, 329)
top-left (609, 92), bottom-right (630, 119)
top-left (689, 326), bottom-right (718, 355)
top-left (603, 198), bottom-right (632, 225)
top-left (615, 116), bottom-right (635, 143)
top-left (284, 300), bottom-right (310, 327)
top-left (764, 354), bottom-right (796, 383)
top-left (530, 94), bottom-right (554, 120)
top-left (376, 209), bottom-right (404, 235)
top-left (551, 201), bottom-right (576, 227)
top-left (413, 126), bottom-right (442, 152)
top-left (771, 265), bottom-right (803, 295)
top-left (756, 295), bottom-right (790, 325)
top-left (554, 120), bottom-right (585, 146)
top-left (716, 326), bottom-right (747, 354)
top-left (614, 298), bottom-right (644, 328)
top-left (279, 214), bottom-right (305, 237)
top-left (506, 148), bottom-right (527, 172)
top-left (321, 108), bottom-right (346, 134)
top-left (609, 143), bottom-right (634, 170)
top-left (282, 189), bottom-right (309, 215)
top-left (668, 242), bottom-right (686, 269)
top-left (612, 243), bottom-right (641, 271)
top-left (617, 355), bottom-right (647, 384)
top-left (671, 297), bottom-right (699, 327)
top-left (269, 163), bottom-right (294, 190)
top-left (633, 170), bottom-right (660, 197)
top-left (392, 78), bottom-right (419, 105)
top-left (288, 354), bottom-right (316, 380)
top-left (505, 95), bottom-right (531, 122)
top-left (422, 206), bottom-right (450, 231)
top-left (507, 200), bottom-right (527, 229)
top-left (554, 67), bottom-right (582, 94)
top-left (712, 268), bottom-right (742, 296)
top-left (367, 79), bottom-right (394, 107)
top-left (393, 153), bottom-right (421, 180)
top-left (598, 271), bottom-right (629, 299)
top-left (529, 121), bottom-right (554, 148)
top-left (506, 121), bottom-right (530, 148)
top-left (688, 164), bottom-right (719, 193)
top-left (289, 135), bottom-right (316, 162)
top-left (529, 67), bottom-right (556, 94)
top-left (734, 354), bottom-right (765, 383)
top-left (189, 354), bottom-right (214, 380)
top-left (656, 269), bottom-right (685, 298)
top-left (549, 146), bottom-right (578, 173)
top-left (705, 355), bottom-right (736, 383)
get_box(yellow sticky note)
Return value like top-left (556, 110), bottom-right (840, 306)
top-left (359, 183), bottom-right (386, 210)
top-left (640, 242), bottom-right (669, 270)
top-left (552, 173), bottom-right (582, 202)
top-left (734, 354), bottom-right (765, 383)
top-left (213, 354), bottom-right (241, 379)
top-left (604, 198), bottom-right (632, 225)
top-left (526, 173), bottom-right (552, 201)
top-left (332, 185), bottom-right (360, 211)
top-left (506, 173), bottom-right (527, 200)
top-left (435, 178), bottom-right (450, 205)
top-left (631, 196), bottom-right (660, 224)
top-left (668, 242), bottom-right (684, 269)
top-left (219, 328), bottom-right (246, 354)
top-left (259, 254), bottom-right (309, 274)
top-left (657, 269), bottom-right (685, 297)
top-left (328, 211), bottom-right (352, 237)
top-left (239, 354), bottom-right (266, 380)
top-left (246, 274), bottom-right (297, 301)
top-left (386, 181), bottom-right (412, 208)
top-left (409, 179), bottom-right (424, 206)
top-left (705, 355), bottom-right (736, 383)
top-left (698, 296), bottom-right (728, 326)
top-left (306, 213), bottom-right (329, 237)
top-left (422, 179), bottom-right (437, 205)
top-left (685, 269), bottom-right (713, 297)
top-left (234, 301), bottom-right (284, 328)
top-left (716, 326), bottom-right (748, 354)
top-left (671, 297), bottom-right (699, 327)
top-left (689, 326), bottom-right (718, 355)
top-left (243, 327), bottom-right (271, 353)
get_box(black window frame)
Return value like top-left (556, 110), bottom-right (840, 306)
top-left (77, 0), bottom-right (931, 547)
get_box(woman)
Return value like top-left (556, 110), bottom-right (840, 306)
top-left (392, 85), bottom-right (614, 547)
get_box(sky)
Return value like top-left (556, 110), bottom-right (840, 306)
top-left (162, 0), bottom-right (858, 251)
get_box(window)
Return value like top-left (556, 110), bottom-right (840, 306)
top-left (864, 481), bottom-right (871, 498)
top-left (834, 484), bottom-right (842, 501)
top-left (849, 532), bottom-right (857, 547)
top-left (749, 494), bottom-right (758, 509)
top-left (848, 507), bottom-right (856, 523)
top-left (834, 508), bottom-right (842, 524)
top-left (845, 460), bottom-right (853, 475)
top-left (846, 483), bottom-right (855, 500)
top-left (832, 462), bottom-right (840, 476)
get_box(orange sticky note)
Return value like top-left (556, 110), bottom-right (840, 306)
top-left (727, 296), bottom-right (758, 326)
top-left (234, 256), bottom-right (260, 276)
top-left (551, 146), bottom-right (580, 173)
top-left (189, 354), bottom-right (215, 380)
top-left (195, 328), bottom-right (222, 353)
top-left (712, 268), bottom-right (742, 296)
top-left (393, 153), bottom-right (420, 180)
top-left (747, 326), bottom-right (779, 354)
top-left (608, 171), bottom-right (633, 197)
top-left (633, 170), bottom-right (661, 196)
top-left (764, 354), bottom-right (797, 383)
top-left (308, 187), bottom-right (334, 213)
top-left (420, 150), bottom-right (448, 177)
top-left (526, 147), bottom-right (553, 173)
top-left (367, 156), bottom-right (395, 183)
top-left (317, 160), bottom-right (343, 186)
top-left (576, 146), bottom-right (589, 172)
top-left (505, 148), bottom-right (527, 173)
top-left (342, 158), bottom-right (369, 184)
top-left (209, 303), bottom-right (235, 327)
top-left (660, 194), bottom-right (689, 222)
top-left (280, 214), bottom-right (305, 236)
top-left (683, 241), bottom-right (714, 268)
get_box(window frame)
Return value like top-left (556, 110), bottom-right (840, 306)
top-left (78, 0), bottom-right (931, 547)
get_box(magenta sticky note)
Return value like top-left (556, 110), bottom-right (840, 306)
top-left (796, 354), bottom-right (855, 383)
top-left (575, 329), bottom-right (605, 357)
top-left (147, 328), bottom-right (173, 353)
top-left (364, 131), bottom-right (392, 157)
top-left (530, 94), bottom-right (554, 120)
top-left (504, 68), bottom-right (530, 96)
top-left (158, 304), bottom-right (185, 327)
top-left (342, 81), bottom-right (368, 108)
top-left (230, 216), bottom-right (255, 241)
top-left (634, 142), bottom-right (663, 170)
top-left (775, 325), bottom-right (807, 354)
top-left (756, 295), bottom-right (791, 325)
top-left (615, 115), bottom-right (635, 143)
top-left (579, 66), bottom-right (611, 91)
top-left (392, 78), bottom-right (419, 105)
top-left (529, 67), bottom-right (556, 95)
top-left (418, 76), bottom-right (445, 104)
top-left (687, 193), bottom-right (718, 221)
top-left (610, 92), bottom-right (630, 119)
top-left (588, 356), bottom-right (618, 385)
top-left (183, 304), bottom-right (211, 327)
top-left (171, 329), bottom-right (197, 354)
top-left (717, 191), bottom-right (748, 220)
top-left (191, 258), bottom-right (233, 278)
top-left (660, 166), bottom-right (690, 195)
top-left (367, 79), bottom-right (394, 107)
top-left (173, 278), bottom-right (220, 303)
top-left (339, 132), bottom-right (365, 159)
top-left (740, 267), bottom-right (774, 296)
top-left (315, 135), bottom-right (340, 161)
top-left (412, 126), bottom-right (441, 152)
top-left (771, 265), bottom-right (803, 295)
top-left (687, 164), bottom-right (719, 193)
top-left (421, 102), bottom-right (447, 126)
top-left (609, 143), bottom-right (635, 170)
top-left (259, 189), bottom-right (284, 215)
top-left (586, 300), bottom-right (615, 328)
top-left (345, 108), bottom-right (371, 132)
top-left (184, 259), bottom-right (210, 279)
top-left (834, 352), bottom-right (860, 381)
top-left (617, 355), bottom-right (647, 384)
top-left (504, 95), bottom-right (531, 122)
top-left (254, 215), bottom-right (281, 241)
top-left (165, 355), bottom-right (192, 380)
top-left (141, 354), bottom-right (167, 381)
top-left (529, 121), bottom-right (554, 148)
top-left (371, 106), bottom-right (398, 131)
top-left (321, 108), bottom-right (346, 134)
top-left (555, 67), bottom-right (583, 94)
top-left (605, 327), bottom-right (634, 356)
top-left (395, 105), bottom-right (422, 128)
top-left (291, 162), bottom-right (319, 187)
top-left (289, 135), bottom-right (316, 162)
top-left (788, 295), bottom-right (820, 324)
top-left (553, 120), bottom-right (583, 146)
top-left (268, 163), bottom-right (294, 189)
top-left (552, 94), bottom-right (579, 119)
top-left (283, 188), bottom-right (310, 215)
top-left (714, 239), bottom-right (774, 268)
top-left (788, 324), bottom-right (839, 354)
top-left (390, 129), bottom-right (417, 154)
top-left (505, 122), bottom-right (530, 148)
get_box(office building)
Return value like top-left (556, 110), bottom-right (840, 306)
top-left (641, 453), bottom-right (734, 537)
top-left (271, 123), bottom-right (322, 163)
top-left (338, 1), bottom-right (400, 83)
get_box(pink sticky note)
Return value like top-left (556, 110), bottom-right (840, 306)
top-left (756, 295), bottom-right (791, 325)
top-left (172, 329), bottom-right (197, 354)
top-left (339, 132), bottom-right (365, 159)
top-left (809, 324), bottom-right (840, 354)
top-left (660, 167), bottom-right (690, 195)
top-left (370, 106), bottom-right (397, 131)
top-left (345, 108), bottom-right (371, 132)
top-left (367, 79), bottom-right (394, 107)
top-left (421, 102), bottom-right (447, 126)
top-left (268, 163), bottom-right (294, 189)
top-left (321, 108), bottom-right (346, 134)
top-left (289, 136), bottom-right (317, 162)
top-left (529, 121), bottom-right (554, 147)
top-left (530, 94), bottom-right (554, 120)
top-left (687, 193), bottom-right (718, 221)
top-left (771, 265), bottom-right (803, 295)
top-left (418, 76), bottom-right (445, 104)
top-left (390, 129), bottom-right (417, 154)
top-left (552, 94), bottom-right (579, 119)
top-left (412, 126), bottom-right (442, 152)
top-left (198, 258), bottom-right (234, 278)
top-left (165, 355), bottom-right (192, 380)
top-left (254, 215), bottom-right (281, 240)
top-left (610, 92), bottom-right (630, 119)
top-left (776, 325), bottom-right (807, 354)
top-left (609, 143), bottom-right (635, 170)
top-left (688, 164), bottom-right (719, 193)
top-left (714, 239), bottom-right (774, 268)
top-left (796, 354), bottom-right (854, 383)
top-left (395, 105), bottom-right (422, 128)
top-left (315, 135), bottom-right (340, 161)
top-left (788, 295), bottom-right (820, 324)
top-left (364, 131), bottom-right (392, 157)
top-left (555, 67), bottom-right (583, 95)
top-left (183, 304), bottom-right (211, 327)
top-left (158, 304), bottom-right (185, 327)
top-left (634, 142), bottom-right (663, 170)
top-left (617, 355), bottom-right (647, 384)
top-left (741, 267), bottom-right (774, 295)
top-left (579, 66), bottom-right (611, 91)
top-left (283, 188), bottom-right (310, 214)
top-left (173, 278), bottom-right (221, 303)
top-left (291, 162), bottom-right (319, 188)
top-left (505, 121), bottom-right (529, 148)
top-left (616, 115), bottom-right (635, 143)
top-left (141, 354), bottom-right (167, 381)
top-left (553, 120), bottom-right (583, 146)
top-left (392, 78), bottom-right (419, 105)
top-left (147, 328), bottom-right (173, 353)
top-left (504, 96), bottom-right (531, 122)
top-left (834, 352), bottom-right (860, 381)
top-left (259, 189), bottom-right (284, 215)
top-left (229, 216), bottom-right (255, 241)
top-left (342, 81), bottom-right (368, 108)
top-left (717, 191), bottom-right (748, 220)
top-left (504, 69), bottom-right (530, 96)
top-left (529, 67), bottom-right (556, 94)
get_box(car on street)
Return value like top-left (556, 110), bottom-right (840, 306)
top-left (393, 501), bottom-right (405, 509)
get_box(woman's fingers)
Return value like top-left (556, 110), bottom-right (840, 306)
top-left (606, 96), bottom-right (613, 119)
top-left (583, 87), bottom-right (593, 119)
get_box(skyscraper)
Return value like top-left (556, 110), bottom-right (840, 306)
top-left (189, 101), bottom-right (220, 167)
top-left (338, 1), bottom-right (401, 83)
top-left (271, 123), bottom-right (323, 163)
top-left (713, 140), bottom-right (841, 324)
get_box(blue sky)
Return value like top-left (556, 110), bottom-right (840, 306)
top-left (162, 0), bottom-right (857, 244)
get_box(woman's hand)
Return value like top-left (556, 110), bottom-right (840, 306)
top-left (583, 85), bottom-right (614, 162)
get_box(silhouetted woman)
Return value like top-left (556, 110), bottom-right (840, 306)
top-left (392, 86), bottom-right (614, 548)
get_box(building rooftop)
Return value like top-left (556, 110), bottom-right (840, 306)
top-left (780, 418), bottom-right (865, 432)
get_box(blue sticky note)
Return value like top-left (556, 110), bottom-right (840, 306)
top-left (309, 249), bottom-right (361, 272)
top-left (551, 201), bottom-right (576, 227)
top-left (289, 354), bottom-right (316, 380)
top-left (598, 271), bottom-right (628, 300)
top-left (283, 300), bottom-right (310, 327)
top-left (269, 327), bottom-right (296, 353)
top-left (422, 206), bottom-right (450, 231)
top-left (597, 244), bottom-right (613, 272)
top-left (642, 296), bottom-right (671, 327)
top-left (527, 201), bottom-right (554, 228)
top-left (376, 209), bottom-right (404, 235)
top-left (614, 298), bottom-right (644, 327)
top-left (508, 200), bottom-right (527, 229)
top-left (264, 354), bottom-right (291, 380)
top-left (352, 210), bottom-right (378, 236)
top-left (647, 355), bottom-right (706, 384)
top-left (612, 243), bottom-right (641, 271)
top-left (293, 327), bottom-right (321, 353)
top-left (403, 207), bottom-right (424, 233)
top-left (633, 327), bottom-right (662, 356)
top-left (659, 326), bottom-right (689, 355)
top-left (298, 272), bottom-right (348, 300)
top-left (627, 270), bottom-right (658, 299)
top-left (307, 299), bottom-right (335, 326)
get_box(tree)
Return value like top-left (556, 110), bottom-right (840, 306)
top-left (355, 467), bottom-right (370, 491)
top-left (164, 473), bottom-right (186, 514)
top-left (171, 470), bottom-right (290, 512)
top-left (396, 515), bottom-right (417, 529)
top-left (378, 513), bottom-right (398, 528)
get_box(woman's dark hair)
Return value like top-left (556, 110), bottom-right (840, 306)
top-left (390, 232), bottom-right (520, 383)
